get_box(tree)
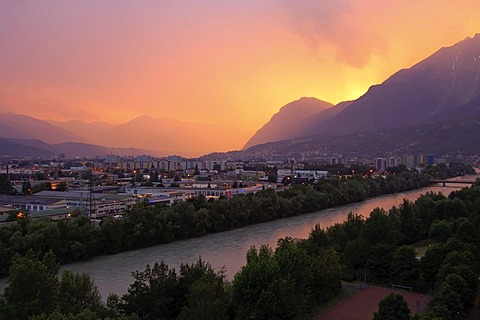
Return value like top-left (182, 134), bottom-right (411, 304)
top-left (0, 174), bottom-right (14, 194)
top-left (420, 243), bottom-right (447, 287)
top-left (367, 243), bottom-right (395, 283)
top-left (427, 283), bottom-right (464, 320)
top-left (54, 182), bottom-right (67, 191)
top-left (362, 208), bottom-right (398, 245)
top-left (178, 279), bottom-right (229, 320)
top-left (309, 247), bottom-right (342, 303)
top-left (232, 245), bottom-right (296, 320)
top-left (177, 260), bottom-right (230, 320)
top-left (29, 309), bottom-right (101, 320)
top-left (391, 246), bottom-right (419, 287)
top-left (32, 182), bottom-right (53, 194)
top-left (274, 237), bottom-right (313, 310)
top-left (22, 180), bottom-right (32, 195)
top-left (267, 172), bottom-right (278, 183)
top-left (2, 251), bottom-right (59, 319)
top-left (428, 220), bottom-right (452, 243)
top-left (397, 199), bottom-right (423, 243)
top-left (150, 171), bottom-right (159, 182)
top-left (99, 216), bottom-right (124, 254)
top-left (343, 238), bottom-right (372, 272)
top-left (435, 251), bottom-right (478, 309)
top-left (57, 270), bottom-right (103, 315)
top-left (455, 219), bottom-right (479, 245)
top-left (442, 273), bottom-right (472, 310)
top-left (121, 261), bottom-right (180, 319)
top-left (134, 172), bottom-right (144, 183)
top-left (373, 293), bottom-right (411, 320)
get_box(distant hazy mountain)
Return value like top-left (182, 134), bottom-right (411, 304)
top-left (1, 138), bottom-right (159, 158)
top-left (0, 113), bottom-right (85, 143)
top-left (0, 112), bottom-right (249, 157)
top-left (102, 115), bottom-right (248, 157)
top-left (5, 138), bottom-right (55, 153)
top-left (0, 138), bottom-right (54, 157)
top-left (50, 142), bottom-right (161, 158)
top-left (243, 97), bottom-right (333, 149)
top-left (51, 142), bottom-right (109, 157)
top-left (48, 119), bottom-right (115, 144)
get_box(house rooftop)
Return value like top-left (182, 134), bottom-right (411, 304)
top-left (29, 207), bottom-right (82, 219)
top-left (32, 191), bottom-right (133, 201)
top-left (0, 195), bottom-right (65, 206)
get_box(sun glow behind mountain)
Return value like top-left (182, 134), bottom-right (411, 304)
top-left (1, 1), bottom-right (480, 156)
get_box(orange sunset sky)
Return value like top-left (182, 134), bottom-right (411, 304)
top-left (1, 1), bottom-right (480, 155)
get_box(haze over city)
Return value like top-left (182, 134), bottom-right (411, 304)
top-left (1, 0), bottom-right (480, 155)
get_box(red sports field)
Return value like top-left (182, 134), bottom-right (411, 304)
top-left (316, 286), bottom-right (431, 320)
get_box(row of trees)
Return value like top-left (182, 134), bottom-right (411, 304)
top-left (0, 170), bottom-right (432, 277)
top-left (0, 239), bottom-right (342, 319)
top-left (423, 162), bottom-right (476, 179)
top-left (0, 250), bottom-right (107, 320)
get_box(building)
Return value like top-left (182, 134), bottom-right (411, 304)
top-left (374, 158), bottom-right (388, 172)
top-left (0, 205), bottom-right (17, 217)
top-left (403, 155), bottom-right (415, 169)
top-left (293, 170), bottom-right (328, 181)
top-left (388, 157), bottom-right (398, 168)
top-left (0, 195), bottom-right (67, 212)
top-left (426, 154), bottom-right (435, 166)
top-left (32, 191), bottom-right (136, 218)
top-left (29, 207), bottom-right (82, 221)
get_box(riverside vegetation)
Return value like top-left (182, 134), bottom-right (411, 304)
top-left (0, 164), bottom-right (439, 277)
top-left (0, 163), bottom-right (478, 319)
top-left (1, 179), bottom-right (479, 319)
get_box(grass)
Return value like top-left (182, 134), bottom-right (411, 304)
top-left (310, 286), bottom-right (360, 319)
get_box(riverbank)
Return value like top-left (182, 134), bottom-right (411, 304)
top-left (0, 174), bottom-right (476, 298)
top-left (0, 171), bottom-right (435, 278)
top-left (2, 174), bottom-right (477, 319)
top-left (49, 178), bottom-right (475, 298)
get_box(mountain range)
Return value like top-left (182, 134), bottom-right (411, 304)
top-left (0, 113), bottom-right (248, 158)
top-left (238, 34), bottom-right (480, 158)
top-left (1, 34), bottom-right (480, 159)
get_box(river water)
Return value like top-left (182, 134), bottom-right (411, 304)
top-left (0, 176), bottom-right (476, 299)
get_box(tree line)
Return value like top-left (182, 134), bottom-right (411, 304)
top-left (0, 168), bottom-right (435, 277)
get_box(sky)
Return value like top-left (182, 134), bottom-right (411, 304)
top-left (1, 0), bottom-right (480, 154)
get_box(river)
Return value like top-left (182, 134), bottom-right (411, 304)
top-left (1, 176), bottom-right (476, 299)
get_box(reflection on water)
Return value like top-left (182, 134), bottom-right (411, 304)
top-left (0, 177), bottom-right (473, 299)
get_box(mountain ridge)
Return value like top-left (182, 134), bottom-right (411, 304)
top-left (243, 97), bottom-right (333, 149)
top-left (240, 33), bottom-right (480, 151)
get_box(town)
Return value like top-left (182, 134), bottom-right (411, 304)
top-left (0, 152), bottom-right (474, 225)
